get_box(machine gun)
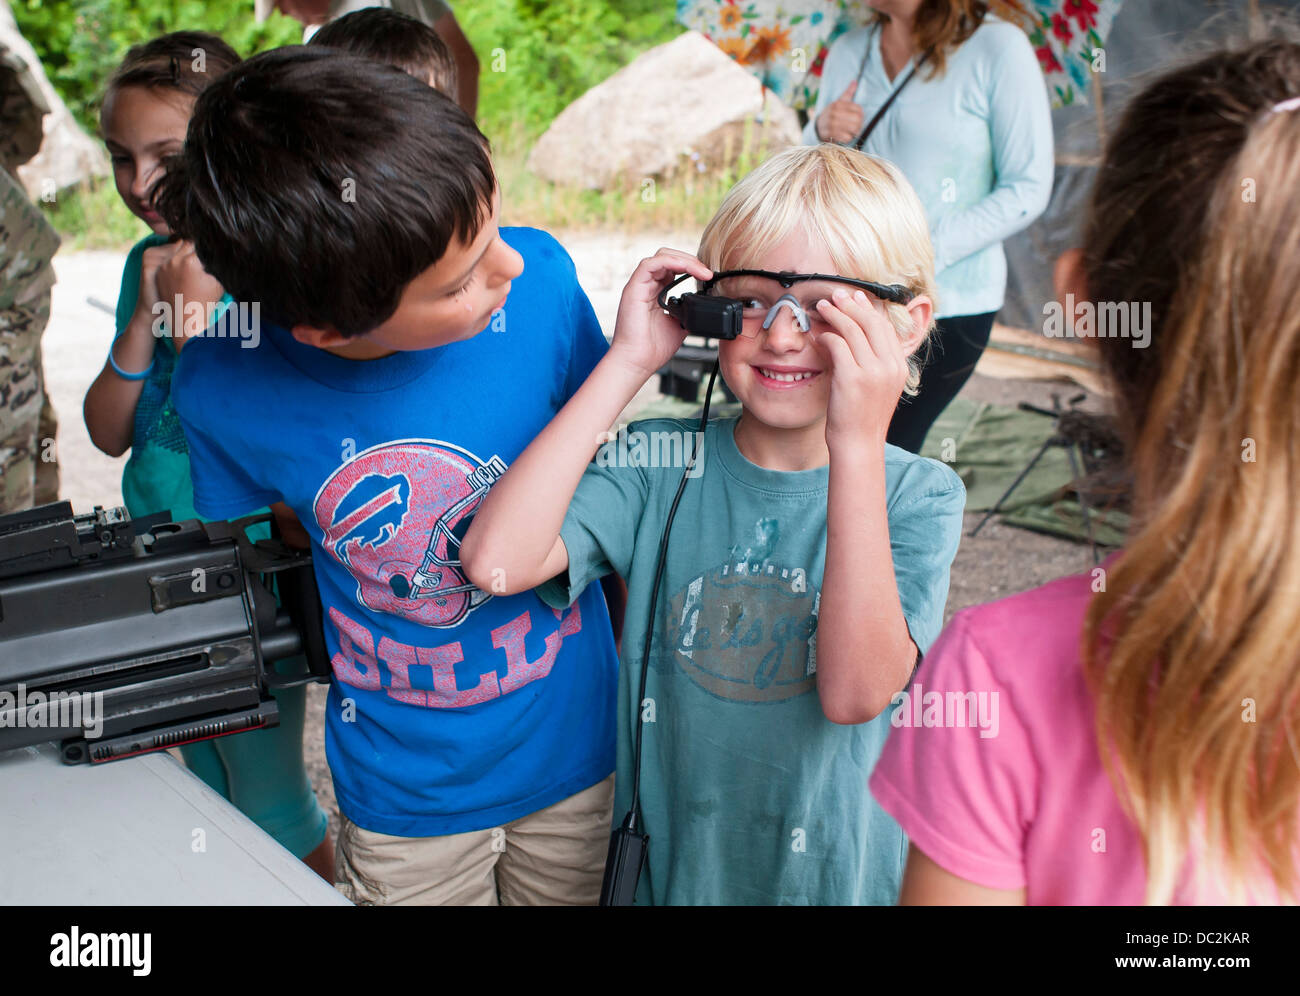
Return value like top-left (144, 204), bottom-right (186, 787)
top-left (0, 501), bottom-right (329, 764)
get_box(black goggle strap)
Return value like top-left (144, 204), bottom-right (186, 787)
top-left (702, 269), bottom-right (915, 305)
top-left (656, 271), bottom-right (698, 319)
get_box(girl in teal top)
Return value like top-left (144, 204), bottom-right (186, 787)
top-left (83, 32), bottom-right (330, 879)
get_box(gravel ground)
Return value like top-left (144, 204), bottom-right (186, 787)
top-left (43, 234), bottom-right (1098, 856)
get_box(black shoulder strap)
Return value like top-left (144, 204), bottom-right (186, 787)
top-left (851, 48), bottom-right (931, 151)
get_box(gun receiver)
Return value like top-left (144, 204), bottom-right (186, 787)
top-left (0, 502), bottom-right (330, 764)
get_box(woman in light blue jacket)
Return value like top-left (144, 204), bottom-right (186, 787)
top-left (805, 0), bottom-right (1053, 452)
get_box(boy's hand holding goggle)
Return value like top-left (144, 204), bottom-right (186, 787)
top-left (812, 286), bottom-right (912, 446)
top-left (611, 248), bottom-right (714, 380)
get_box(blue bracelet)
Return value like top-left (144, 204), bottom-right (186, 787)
top-left (108, 334), bottom-right (155, 381)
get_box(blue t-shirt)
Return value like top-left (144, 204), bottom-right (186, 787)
top-left (172, 227), bottom-right (618, 836)
top-left (538, 417), bottom-right (966, 904)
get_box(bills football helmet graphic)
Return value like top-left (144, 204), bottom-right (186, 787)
top-left (314, 439), bottom-right (506, 627)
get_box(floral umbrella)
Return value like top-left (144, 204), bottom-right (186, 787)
top-left (1027, 0), bottom-right (1123, 106)
top-left (675, 0), bottom-right (876, 111)
top-left (677, 0), bottom-right (1124, 110)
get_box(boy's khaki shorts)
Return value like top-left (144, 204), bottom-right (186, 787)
top-left (334, 775), bottom-right (614, 906)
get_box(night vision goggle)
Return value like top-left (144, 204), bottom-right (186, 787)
top-left (657, 269), bottom-right (915, 340)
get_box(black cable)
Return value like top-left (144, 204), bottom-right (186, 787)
top-left (628, 359), bottom-right (721, 822)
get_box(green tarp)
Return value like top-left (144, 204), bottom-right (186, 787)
top-left (630, 392), bottom-right (1128, 548)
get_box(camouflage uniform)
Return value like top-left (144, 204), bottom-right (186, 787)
top-left (0, 43), bottom-right (60, 514)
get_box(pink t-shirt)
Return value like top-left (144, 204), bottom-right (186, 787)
top-left (870, 566), bottom-right (1276, 905)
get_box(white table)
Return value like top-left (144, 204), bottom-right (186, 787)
top-left (0, 742), bottom-right (350, 905)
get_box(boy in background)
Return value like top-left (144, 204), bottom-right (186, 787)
top-left (262, 0), bottom-right (479, 115)
top-left (310, 6), bottom-right (457, 96)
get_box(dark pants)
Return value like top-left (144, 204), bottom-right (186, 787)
top-left (887, 311), bottom-right (998, 454)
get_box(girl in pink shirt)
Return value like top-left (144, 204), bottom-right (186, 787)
top-left (871, 37), bottom-right (1300, 905)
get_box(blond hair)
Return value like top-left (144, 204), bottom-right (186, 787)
top-left (697, 144), bottom-right (937, 394)
top-left (1081, 39), bottom-right (1300, 904)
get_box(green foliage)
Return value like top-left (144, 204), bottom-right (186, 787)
top-left (462, 0), bottom-right (683, 146)
top-left (11, 0), bottom-right (302, 134)
top-left (41, 177), bottom-right (146, 250)
top-left (14, 0), bottom-right (682, 141)
top-left (13, 0), bottom-right (693, 245)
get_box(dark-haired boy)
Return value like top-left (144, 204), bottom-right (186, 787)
top-left (165, 48), bottom-right (616, 905)
top-left (310, 7), bottom-right (458, 98)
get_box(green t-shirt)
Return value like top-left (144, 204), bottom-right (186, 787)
top-left (113, 233), bottom-right (237, 526)
top-left (538, 416), bottom-right (966, 905)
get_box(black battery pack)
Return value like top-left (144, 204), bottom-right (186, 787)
top-left (599, 812), bottom-right (648, 907)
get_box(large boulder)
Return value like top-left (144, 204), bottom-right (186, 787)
top-left (528, 30), bottom-right (801, 191)
top-left (1, 0), bottom-right (108, 198)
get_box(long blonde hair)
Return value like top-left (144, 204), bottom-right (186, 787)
top-left (1081, 39), bottom-right (1300, 904)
